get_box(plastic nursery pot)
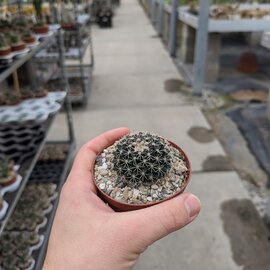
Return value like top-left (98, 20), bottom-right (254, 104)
top-left (32, 25), bottom-right (49, 34)
top-left (94, 141), bottom-right (191, 212)
top-left (0, 47), bottom-right (11, 57)
top-left (11, 43), bottom-right (26, 52)
top-left (23, 36), bottom-right (36, 44)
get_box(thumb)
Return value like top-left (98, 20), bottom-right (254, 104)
top-left (128, 193), bottom-right (201, 248)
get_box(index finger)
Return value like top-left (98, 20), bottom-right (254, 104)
top-left (66, 127), bottom-right (130, 191)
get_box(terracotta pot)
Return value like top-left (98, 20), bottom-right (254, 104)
top-left (94, 141), bottom-right (191, 212)
top-left (22, 36), bottom-right (36, 44)
top-left (11, 43), bottom-right (26, 52)
top-left (0, 47), bottom-right (11, 57)
top-left (237, 52), bottom-right (258, 73)
top-left (5, 99), bottom-right (21, 106)
top-left (0, 172), bottom-right (17, 187)
top-left (33, 24), bottom-right (49, 34)
top-left (61, 23), bottom-right (76, 30)
top-left (35, 90), bottom-right (48, 98)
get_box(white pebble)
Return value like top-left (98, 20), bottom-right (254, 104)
top-left (100, 169), bottom-right (108, 176)
top-left (102, 163), bottom-right (108, 169)
top-left (133, 189), bottom-right (140, 199)
top-left (102, 158), bottom-right (106, 163)
top-left (99, 183), bottom-right (106, 190)
top-left (147, 197), bottom-right (153, 202)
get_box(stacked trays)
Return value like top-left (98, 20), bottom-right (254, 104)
top-left (0, 183), bottom-right (58, 270)
top-left (29, 144), bottom-right (69, 184)
top-left (0, 125), bottom-right (45, 164)
top-left (0, 165), bottom-right (22, 220)
top-left (0, 143), bottom-right (69, 269)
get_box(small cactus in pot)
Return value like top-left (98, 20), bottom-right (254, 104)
top-left (94, 132), bottom-right (191, 211)
top-left (0, 157), bottom-right (17, 187)
top-left (9, 32), bottom-right (26, 52)
top-left (0, 34), bottom-right (11, 57)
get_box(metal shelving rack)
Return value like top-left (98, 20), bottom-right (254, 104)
top-left (0, 25), bottom-right (76, 269)
top-left (143, 0), bottom-right (270, 223)
top-left (36, 9), bottom-right (94, 106)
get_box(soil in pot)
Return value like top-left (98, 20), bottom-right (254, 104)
top-left (94, 132), bottom-right (191, 211)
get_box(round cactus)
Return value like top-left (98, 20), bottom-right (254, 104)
top-left (112, 132), bottom-right (172, 186)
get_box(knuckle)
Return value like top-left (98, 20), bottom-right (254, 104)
top-left (160, 204), bottom-right (189, 233)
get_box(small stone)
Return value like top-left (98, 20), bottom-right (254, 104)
top-left (133, 189), bottom-right (140, 199)
top-left (99, 183), bottom-right (106, 190)
top-left (102, 163), bottom-right (108, 169)
top-left (151, 184), bottom-right (158, 190)
top-left (147, 197), bottom-right (153, 202)
top-left (102, 158), bottom-right (106, 163)
top-left (100, 169), bottom-right (108, 176)
top-left (152, 194), bottom-right (158, 199)
top-left (108, 172), bottom-right (112, 176)
top-left (123, 187), bottom-right (129, 200)
top-left (138, 185), bottom-right (146, 194)
top-left (101, 153), bottom-right (105, 158)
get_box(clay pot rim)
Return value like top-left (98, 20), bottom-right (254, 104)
top-left (94, 140), bottom-right (191, 210)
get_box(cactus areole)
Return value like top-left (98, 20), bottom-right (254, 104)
top-left (113, 132), bottom-right (171, 186)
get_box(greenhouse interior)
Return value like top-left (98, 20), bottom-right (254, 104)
top-left (0, 0), bottom-right (270, 269)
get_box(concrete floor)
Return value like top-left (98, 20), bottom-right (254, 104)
top-left (49, 0), bottom-right (270, 269)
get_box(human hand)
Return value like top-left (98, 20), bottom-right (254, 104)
top-left (42, 128), bottom-right (201, 270)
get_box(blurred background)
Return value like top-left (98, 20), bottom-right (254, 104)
top-left (0, 0), bottom-right (270, 269)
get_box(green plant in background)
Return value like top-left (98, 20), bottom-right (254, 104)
top-left (9, 32), bottom-right (21, 44)
top-left (112, 132), bottom-right (172, 186)
top-left (12, 16), bottom-right (28, 27)
top-left (22, 30), bottom-right (32, 38)
top-left (33, 0), bottom-right (43, 22)
top-left (0, 158), bottom-right (10, 178)
top-left (0, 34), bottom-right (9, 49)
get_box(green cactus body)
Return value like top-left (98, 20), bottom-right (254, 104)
top-left (0, 158), bottom-right (10, 178)
top-left (112, 132), bottom-right (172, 186)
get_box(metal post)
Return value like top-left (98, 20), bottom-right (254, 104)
top-left (168, 0), bottom-right (178, 57)
top-left (58, 28), bottom-right (75, 142)
top-left (157, 0), bottom-right (164, 36)
top-left (192, 0), bottom-right (209, 95)
top-left (150, 0), bottom-right (155, 23)
top-left (148, 0), bottom-right (151, 16)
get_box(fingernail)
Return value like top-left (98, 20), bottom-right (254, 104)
top-left (184, 194), bottom-right (201, 220)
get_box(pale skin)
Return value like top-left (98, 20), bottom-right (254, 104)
top-left (42, 128), bottom-right (201, 270)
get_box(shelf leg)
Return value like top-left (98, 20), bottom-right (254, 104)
top-left (12, 70), bottom-right (20, 95)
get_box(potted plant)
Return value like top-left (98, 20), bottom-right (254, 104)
top-left (94, 132), bottom-right (191, 211)
top-left (32, 0), bottom-right (49, 34)
top-left (22, 30), bottom-right (36, 45)
top-left (9, 32), bottom-right (26, 52)
top-left (0, 34), bottom-right (11, 57)
top-left (12, 16), bottom-right (29, 30)
top-left (21, 88), bottom-right (34, 99)
top-left (61, 12), bottom-right (76, 30)
top-left (0, 158), bottom-right (17, 187)
top-left (4, 91), bottom-right (21, 105)
top-left (34, 87), bottom-right (48, 98)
